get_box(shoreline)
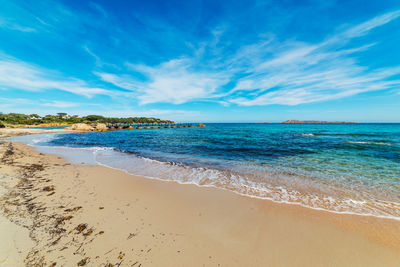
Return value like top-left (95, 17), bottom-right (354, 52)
top-left (1, 129), bottom-right (400, 266)
top-left (14, 129), bottom-right (400, 222)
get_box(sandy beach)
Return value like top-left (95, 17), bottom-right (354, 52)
top-left (0, 129), bottom-right (399, 266)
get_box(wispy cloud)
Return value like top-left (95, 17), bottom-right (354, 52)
top-left (117, 108), bottom-right (200, 117)
top-left (342, 9), bottom-right (400, 38)
top-left (2, 4), bottom-right (400, 110)
top-left (83, 45), bottom-right (104, 67)
top-left (0, 54), bottom-right (110, 97)
top-left (42, 101), bottom-right (79, 108)
top-left (92, 9), bottom-right (400, 106)
top-left (0, 16), bottom-right (36, 32)
top-left (0, 97), bottom-right (105, 115)
top-left (227, 10), bottom-right (400, 106)
top-left (89, 2), bottom-right (108, 18)
top-left (97, 58), bottom-right (229, 104)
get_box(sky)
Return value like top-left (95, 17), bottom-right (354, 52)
top-left (1, 0), bottom-right (400, 122)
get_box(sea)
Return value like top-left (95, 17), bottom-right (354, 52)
top-left (15, 123), bottom-right (400, 220)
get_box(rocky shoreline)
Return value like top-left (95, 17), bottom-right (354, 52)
top-left (4, 123), bottom-right (205, 132)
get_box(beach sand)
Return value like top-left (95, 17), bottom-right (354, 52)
top-left (0, 129), bottom-right (399, 266)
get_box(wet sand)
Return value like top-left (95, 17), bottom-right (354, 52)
top-left (0, 129), bottom-right (399, 266)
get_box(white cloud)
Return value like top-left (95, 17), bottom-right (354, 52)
top-left (89, 2), bottom-right (108, 18)
top-left (3, 8), bottom-right (400, 109)
top-left (95, 71), bottom-right (139, 91)
top-left (83, 45), bottom-right (103, 67)
top-left (98, 58), bottom-right (230, 104)
top-left (122, 109), bottom-right (200, 117)
top-left (342, 9), bottom-right (400, 38)
top-left (0, 55), bottom-right (110, 97)
top-left (0, 97), bottom-right (102, 110)
top-left (94, 9), bottom-right (400, 107)
top-left (227, 10), bottom-right (400, 106)
top-left (0, 16), bottom-right (36, 32)
top-left (42, 101), bottom-right (79, 108)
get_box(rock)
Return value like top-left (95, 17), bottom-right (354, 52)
top-left (95, 123), bottom-right (108, 131)
top-left (197, 123), bottom-right (205, 127)
top-left (68, 123), bottom-right (95, 131)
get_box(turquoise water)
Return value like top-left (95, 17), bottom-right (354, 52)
top-left (20, 123), bottom-right (400, 219)
top-left (28, 126), bottom-right (68, 129)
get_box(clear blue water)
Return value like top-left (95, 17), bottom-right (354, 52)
top-left (23, 123), bottom-right (400, 219)
top-left (28, 126), bottom-right (68, 129)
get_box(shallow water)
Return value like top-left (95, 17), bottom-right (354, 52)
top-left (28, 126), bottom-right (68, 129)
top-left (15, 123), bottom-right (400, 219)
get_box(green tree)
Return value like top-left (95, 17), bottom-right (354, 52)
top-left (57, 112), bottom-right (67, 119)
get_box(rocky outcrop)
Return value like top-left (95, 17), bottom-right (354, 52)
top-left (95, 123), bottom-right (108, 131)
top-left (197, 123), bottom-right (205, 127)
top-left (38, 123), bottom-right (70, 127)
top-left (68, 123), bottom-right (95, 131)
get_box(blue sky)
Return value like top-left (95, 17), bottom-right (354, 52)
top-left (1, 0), bottom-right (400, 122)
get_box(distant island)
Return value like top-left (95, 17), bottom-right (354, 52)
top-left (281, 120), bottom-right (357, 124)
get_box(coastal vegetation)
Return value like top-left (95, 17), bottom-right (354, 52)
top-left (0, 112), bottom-right (174, 127)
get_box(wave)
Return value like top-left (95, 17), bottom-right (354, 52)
top-left (345, 141), bottom-right (394, 146)
top-left (14, 132), bottom-right (61, 145)
top-left (301, 133), bottom-right (383, 137)
top-left (92, 149), bottom-right (400, 220)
